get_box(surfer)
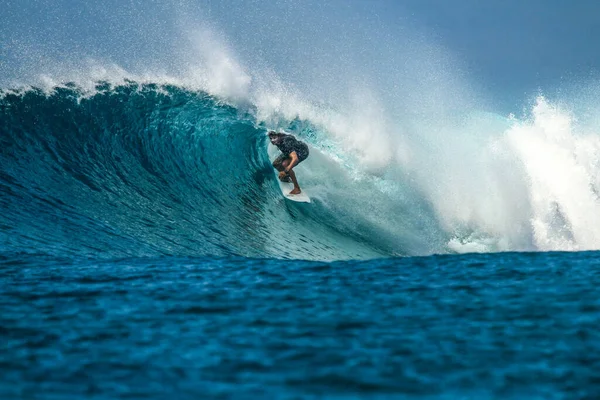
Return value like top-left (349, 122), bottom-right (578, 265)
top-left (268, 131), bottom-right (309, 195)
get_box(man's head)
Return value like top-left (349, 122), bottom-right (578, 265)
top-left (268, 131), bottom-right (284, 145)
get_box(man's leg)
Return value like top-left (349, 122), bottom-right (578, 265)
top-left (272, 157), bottom-right (284, 171)
top-left (287, 152), bottom-right (308, 194)
top-left (280, 159), bottom-right (293, 183)
top-left (288, 169), bottom-right (301, 194)
top-left (274, 157), bottom-right (292, 182)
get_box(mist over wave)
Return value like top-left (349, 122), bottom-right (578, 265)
top-left (3, 0), bottom-right (600, 258)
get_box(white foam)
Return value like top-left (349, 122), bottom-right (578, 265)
top-left (411, 96), bottom-right (600, 253)
top-left (506, 97), bottom-right (600, 250)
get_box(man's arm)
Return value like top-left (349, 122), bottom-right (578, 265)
top-left (285, 151), bottom-right (299, 173)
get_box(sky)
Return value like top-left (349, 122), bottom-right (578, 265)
top-left (2, 0), bottom-right (600, 109)
top-left (399, 0), bottom-right (600, 102)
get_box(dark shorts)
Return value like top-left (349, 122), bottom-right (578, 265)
top-left (273, 145), bottom-right (309, 167)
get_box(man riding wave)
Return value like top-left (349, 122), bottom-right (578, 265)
top-left (268, 131), bottom-right (309, 195)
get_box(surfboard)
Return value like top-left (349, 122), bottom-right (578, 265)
top-left (275, 174), bottom-right (311, 203)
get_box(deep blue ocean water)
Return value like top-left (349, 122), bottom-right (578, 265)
top-left (3, 251), bottom-right (600, 399)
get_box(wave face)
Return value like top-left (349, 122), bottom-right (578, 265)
top-left (0, 83), bottom-right (416, 260)
top-left (4, 82), bottom-right (600, 260)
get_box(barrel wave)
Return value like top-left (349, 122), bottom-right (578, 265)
top-left (6, 0), bottom-right (600, 259)
top-left (5, 78), bottom-right (600, 260)
top-left (0, 82), bottom-right (409, 260)
top-left (5, 76), bottom-right (600, 260)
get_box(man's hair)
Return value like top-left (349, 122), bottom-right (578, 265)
top-left (268, 131), bottom-right (283, 137)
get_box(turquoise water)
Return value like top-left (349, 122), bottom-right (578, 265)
top-left (0, 84), bottom-right (441, 261)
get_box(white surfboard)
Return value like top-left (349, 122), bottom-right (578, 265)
top-left (275, 173), bottom-right (311, 203)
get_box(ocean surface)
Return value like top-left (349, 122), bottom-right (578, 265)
top-left (4, 1), bottom-right (600, 398)
top-left (3, 251), bottom-right (600, 399)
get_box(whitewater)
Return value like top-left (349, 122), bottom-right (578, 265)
top-left (3, 0), bottom-right (600, 398)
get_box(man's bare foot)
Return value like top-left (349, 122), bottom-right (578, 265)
top-left (289, 188), bottom-right (301, 195)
